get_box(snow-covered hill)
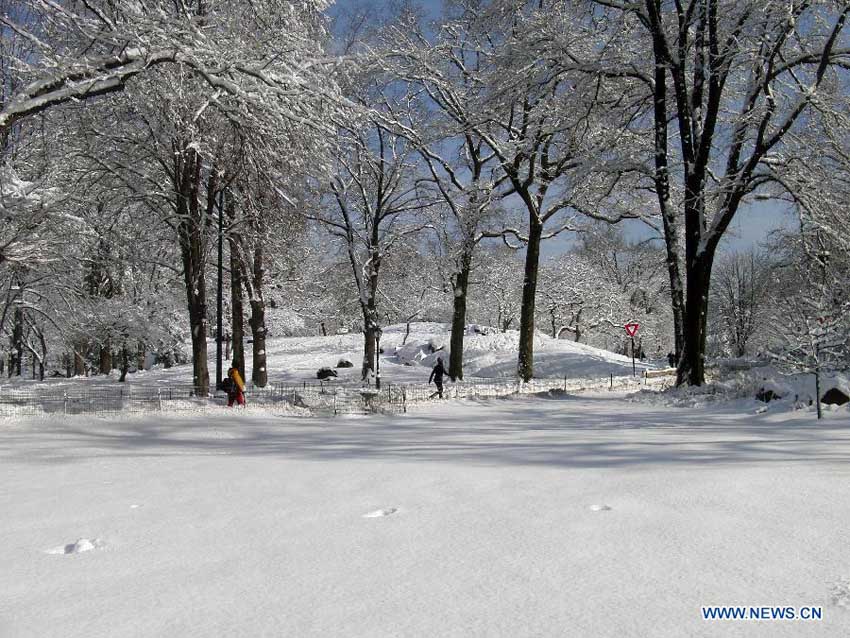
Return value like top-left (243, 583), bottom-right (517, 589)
top-left (214, 322), bottom-right (651, 386)
top-left (0, 323), bottom-right (652, 390)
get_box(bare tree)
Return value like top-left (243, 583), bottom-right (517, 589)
top-left (592, 0), bottom-right (850, 384)
top-left (314, 82), bottom-right (433, 381)
top-left (710, 250), bottom-right (772, 357)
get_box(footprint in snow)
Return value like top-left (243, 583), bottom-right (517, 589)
top-left (588, 504), bottom-right (612, 512)
top-left (829, 578), bottom-right (850, 610)
top-left (46, 538), bottom-right (105, 555)
top-left (363, 508), bottom-right (398, 518)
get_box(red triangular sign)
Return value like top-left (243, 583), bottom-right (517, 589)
top-left (624, 322), bottom-right (640, 337)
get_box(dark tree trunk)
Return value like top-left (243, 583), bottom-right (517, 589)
top-left (229, 237), bottom-right (246, 382)
top-left (99, 343), bottom-right (112, 374)
top-left (678, 251), bottom-right (714, 386)
top-left (448, 250), bottom-right (472, 382)
top-left (11, 307), bottom-right (23, 376)
top-left (136, 341), bottom-right (145, 371)
top-left (648, 24), bottom-right (685, 364)
top-left (37, 330), bottom-right (46, 381)
top-left (174, 141), bottom-right (210, 396)
top-left (574, 308), bottom-right (582, 343)
top-left (74, 349), bottom-right (86, 376)
top-left (358, 245), bottom-right (381, 381)
top-left (119, 344), bottom-right (129, 382)
top-left (182, 249), bottom-right (209, 395)
top-left (362, 322), bottom-right (377, 380)
top-left (320, 321), bottom-right (327, 337)
top-left (517, 219), bottom-right (543, 381)
top-left (249, 244), bottom-right (267, 388)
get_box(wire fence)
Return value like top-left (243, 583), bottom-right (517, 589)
top-left (0, 372), bottom-right (668, 419)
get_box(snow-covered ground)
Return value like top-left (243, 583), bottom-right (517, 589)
top-left (1, 323), bottom-right (651, 392)
top-left (2, 393), bottom-right (849, 637)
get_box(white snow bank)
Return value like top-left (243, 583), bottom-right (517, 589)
top-left (629, 367), bottom-right (850, 414)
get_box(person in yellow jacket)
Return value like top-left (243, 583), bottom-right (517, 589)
top-left (225, 365), bottom-right (245, 407)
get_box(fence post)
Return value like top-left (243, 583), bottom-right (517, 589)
top-left (610, 373), bottom-right (613, 390)
top-left (157, 388), bottom-right (163, 411)
top-left (564, 375), bottom-right (567, 392)
top-left (402, 387), bottom-right (407, 413)
top-left (333, 392), bottom-right (337, 416)
top-left (63, 391), bottom-right (67, 415)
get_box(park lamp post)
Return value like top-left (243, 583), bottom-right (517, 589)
top-left (375, 326), bottom-right (383, 390)
top-left (215, 189), bottom-right (224, 391)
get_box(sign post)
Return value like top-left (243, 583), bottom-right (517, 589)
top-left (624, 322), bottom-right (640, 377)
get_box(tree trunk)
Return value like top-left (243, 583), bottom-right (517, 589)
top-left (648, 28), bottom-right (685, 363)
top-left (11, 307), bottom-right (23, 376)
top-left (358, 244), bottom-right (381, 381)
top-left (38, 330), bottom-right (46, 381)
top-left (360, 292), bottom-right (379, 381)
top-left (99, 343), bottom-right (112, 374)
top-left (678, 251), bottom-right (714, 386)
top-left (448, 250), bottom-right (472, 382)
top-left (182, 256), bottom-right (209, 395)
top-left (574, 308), bottom-right (582, 343)
top-left (229, 238), bottom-right (246, 382)
top-left (119, 344), bottom-right (129, 382)
top-left (517, 219), bottom-right (543, 381)
top-left (362, 322), bottom-right (377, 381)
top-left (74, 349), bottom-right (86, 376)
top-left (175, 142), bottom-right (210, 396)
top-left (249, 245), bottom-right (268, 388)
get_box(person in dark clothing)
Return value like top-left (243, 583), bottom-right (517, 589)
top-left (667, 352), bottom-right (676, 368)
top-left (429, 357), bottom-right (446, 399)
top-left (225, 365), bottom-right (245, 407)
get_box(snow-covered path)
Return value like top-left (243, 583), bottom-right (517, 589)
top-left (1, 395), bottom-right (849, 637)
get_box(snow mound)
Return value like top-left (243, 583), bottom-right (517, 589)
top-left (395, 339), bottom-right (447, 366)
top-left (46, 538), bottom-right (105, 555)
top-left (362, 508), bottom-right (398, 518)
